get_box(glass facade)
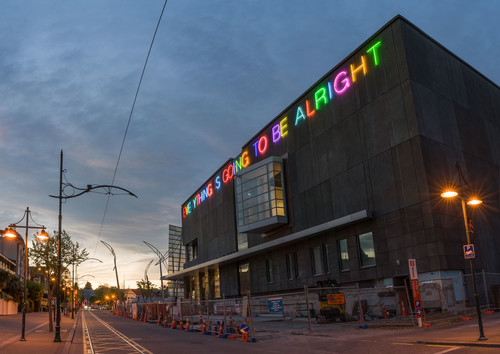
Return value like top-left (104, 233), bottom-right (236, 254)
top-left (235, 156), bottom-right (288, 233)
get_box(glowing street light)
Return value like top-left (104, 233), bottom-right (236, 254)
top-left (1, 207), bottom-right (48, 341)
top-left (441, 162), bottom-right (486, 341)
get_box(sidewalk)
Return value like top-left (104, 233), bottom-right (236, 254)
top-left (298, 311), bottom-right (500, 348)
top-left (0, 311), bottom-right (82, 354)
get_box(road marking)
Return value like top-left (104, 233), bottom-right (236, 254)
top-left (361, 340), bottom-right (377, 342)
top-left (427, 345), bottom-right (455, 348)
top-left (435, 347), bottom-right (460, 354)
top-left (87, 311), bottom-right (153, 353)
top-left (393, 342), bottom-right (414, 346)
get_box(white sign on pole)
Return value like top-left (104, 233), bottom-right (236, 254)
top-left (408, 259), bottom-right (418, 280)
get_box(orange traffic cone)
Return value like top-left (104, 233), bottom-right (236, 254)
top-left (401, 300), bottom-right (407, 317)
top-left (157, 314), bottom-right (162, 326)
top-left (216, 321), bottom-right (224, 338)
top-left (201, 318), bottom-right (207, 334)
top-left (178, 317), bottom-right (184, 330)
top-left (171, 315), bottom-right (176, 329)
top-left (185, 317), bottom-right (190, 332)
top-left (164, 315), bottom-right (169, 327)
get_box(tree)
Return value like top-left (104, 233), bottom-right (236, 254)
top-left (0, 269), bottom-right (23, 303)
top-left (27, 280), bottom-right (44, 312)
top-left (84, 281), bottom-right (92, 290)
top-left (29, 230), bottom-right (88, 331)
top-left (136, 279), bottom-right (157, 303)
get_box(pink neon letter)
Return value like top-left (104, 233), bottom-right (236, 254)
top-left (333, 71), bottom-right (351, 94)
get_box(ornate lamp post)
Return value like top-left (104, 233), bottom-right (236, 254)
top-left (49, 150), bottom-right (137, 342)
top-left (441, 162), bottom-right (486, 341)
top-left (1, 207), bottom-right (49, 341)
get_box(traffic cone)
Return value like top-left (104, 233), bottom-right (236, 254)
top-left (157, 314), bottom-right (162, 326)
top-left (171, 315), bottom-right (176, 329)
top-left (401, 301), bottom-right (407, 317)
top-left (216, 321), bottom-right (224, 338)
top-left (185, 317), bottom-right (190, 332)
top-left (201, 318), bottom-right (208, 335)
top-left (178, 317), bottom-right (184, 330)
top-left (164, 315), bottom-right (169, 327)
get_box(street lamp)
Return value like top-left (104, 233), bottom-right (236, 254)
top-left (441, 162), bottom-right (487, 341)
top-left (143, 241), bottom-right (168, 303)
top-left (49, 150), bottom-right (137, 342)
top-left (1, 207), bottom-right (49, 341)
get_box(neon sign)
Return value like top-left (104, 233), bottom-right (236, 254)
top-left (183, 41), bottom-right (382, 218)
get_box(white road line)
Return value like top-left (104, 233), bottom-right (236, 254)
top-left (435, 347), bottom-right (461, 354)
top-left (87, 311), bottom-right (153, 354)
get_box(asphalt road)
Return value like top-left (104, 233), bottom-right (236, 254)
top-left (78, 310), bottom-right (500, 354)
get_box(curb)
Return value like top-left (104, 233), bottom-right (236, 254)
top-left (416, 341), bottom-right (500, 348)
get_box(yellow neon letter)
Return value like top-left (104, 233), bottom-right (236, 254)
top-left (280, 117), bottom-right (288, 138)
top-left (350, 55), bottom-right (367, 82)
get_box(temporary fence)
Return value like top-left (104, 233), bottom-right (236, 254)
top-left (110, 271), bottom-right (500, 340)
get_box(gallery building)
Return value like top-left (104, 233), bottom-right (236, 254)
top-left (166, 15), bottom-right (500, 301)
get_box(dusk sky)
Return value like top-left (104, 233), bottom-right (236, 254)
top-left (1, 0), bottom-right (499, 290)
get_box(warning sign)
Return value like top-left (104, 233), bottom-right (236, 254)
top-left (327, 293), bottom-right (345, 305)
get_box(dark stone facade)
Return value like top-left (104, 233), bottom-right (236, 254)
top-left (175, 15), bottom-right (500, 299)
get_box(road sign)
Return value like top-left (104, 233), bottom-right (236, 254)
top-left (408, 259), bottom-right (418, 280)
top-left (269, 298), bottom-right (283, 313)
top-left (409, 259), bottom-right (423, 319)
top-left (464, 244), bottom-right (475, 259)
top-left (240, 323), bottom-right (249, 333)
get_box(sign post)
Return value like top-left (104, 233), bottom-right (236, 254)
top-left (409, 259), bottom-right (423, 327)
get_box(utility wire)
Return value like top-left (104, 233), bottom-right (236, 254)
top-left (93, 0), bottom-right (169, 255)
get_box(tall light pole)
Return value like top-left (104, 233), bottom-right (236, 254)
top-left (1, 207), bottom-right (49, 341)
top-left (441, 162), bottom-right (486, 341)
top-left (143, 241), bottom-right (167, 302)
top-left (49, 150), bottom-right (137, 342)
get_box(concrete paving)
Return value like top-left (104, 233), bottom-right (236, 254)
top-left (0, 311), bottom-right (81, 354)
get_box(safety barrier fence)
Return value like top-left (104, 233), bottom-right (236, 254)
top-left (110, 272), bottom-right (500, 340)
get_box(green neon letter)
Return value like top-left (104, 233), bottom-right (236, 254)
top-left (366, 41), bottom-right (382, 66)
top-left (314, 87), bottom-right (328, 110)
top-left (295, 106), bottom-right (306, 126)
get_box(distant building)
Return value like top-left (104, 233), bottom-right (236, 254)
top-left (165, 225), bottom-right (184, 298)
top-left (166, 15), bottom-right (500, 302)
top-left (0, 229), bottom-right (25, 278)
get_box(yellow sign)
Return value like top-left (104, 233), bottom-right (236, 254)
top-left (327, 293), bottom-right (345, 305)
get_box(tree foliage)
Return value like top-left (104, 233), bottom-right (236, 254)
top-left (27, 279), bottom-right (44, 312)
top-left (136, 279), bottom-right (157, 303)
top-left (28, 230), bottom-right (88, 330)
top-left (0, 269), bottom-right (23, 302)
top-left (84, 281), bottom-right (92, 290)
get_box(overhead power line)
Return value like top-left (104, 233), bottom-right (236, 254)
top-left (94, 0), bottom-right (170, 254)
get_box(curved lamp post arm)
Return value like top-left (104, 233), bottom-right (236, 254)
top-left (143, 241), bottom-right (165, 302)
top-left (100, 241), bottom-right (119, 291)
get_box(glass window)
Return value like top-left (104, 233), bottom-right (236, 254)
top-left (266, 259), bottom-right (273, 283)
top-left (338, 239), bottom-right (349, 271)
top-left (322, 244), bottom-right (329, 274)
top-left (293, 252), bottom-right (300, 279)
top-left (234, 157), bottom-right (288, 233)
top-left (286, 254), bottom-right (293, 280)
top-left (311, 246), bottom-right (323, 276)
top-left (239, 262), bottom-right (250, 295)
top-left (358, 232), bottom-right (376, 267)
top-left (186, 239), bottom-right (198, 262)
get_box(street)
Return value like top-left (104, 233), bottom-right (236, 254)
top-left (76, 309), bottom-right (500, 353)
top-left (3, 309), bottom-right (500, 353)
